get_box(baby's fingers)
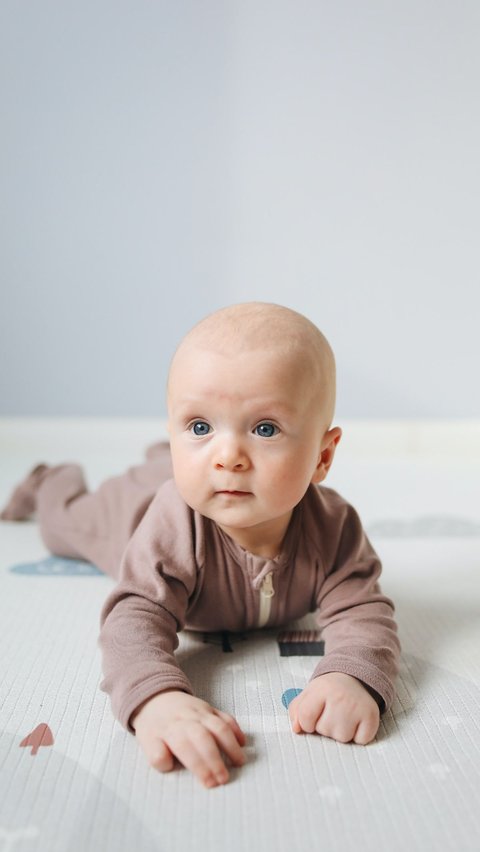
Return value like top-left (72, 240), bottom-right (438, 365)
top-left (288, 700), bottom-right (302, 734)
top-left (215, 710), bottom-right (247, 747)
top-left (136, 733), bottom-right (175, 773)
top-left (205, 713), bottom-right (247, 768)
top-left (353, 711), bottom-right (380, 745)
top-left (169, 723), bottom-right (231, 788)
top-left (290, 694), bottom-right (325, 735)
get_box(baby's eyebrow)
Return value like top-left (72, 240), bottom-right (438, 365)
top-left (248, 394), bottom-right (299, 413)
top-left (259, 407), bottom-right (300, 424)
top-left (171, 403), bottom-right (209, 419)
top-left (171, 395), bottom-right (296, 417)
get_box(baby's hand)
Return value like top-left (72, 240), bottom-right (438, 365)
top-left (131, 690), bottom-right (247, 788)
top-left (288, 672), bottom-right (380, 745)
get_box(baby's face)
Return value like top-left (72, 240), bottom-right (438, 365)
top-left (167, 344), bottom-right (337, 556)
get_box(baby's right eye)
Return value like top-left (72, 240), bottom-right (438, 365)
top-left (190, 421), bottom-right (211, 436)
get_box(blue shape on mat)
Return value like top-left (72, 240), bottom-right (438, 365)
top-left (10, 556), bottom-right (103, 576)
top-left (282, 688), bottom-right (303, 709)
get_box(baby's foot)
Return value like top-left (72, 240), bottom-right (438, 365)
top-left (0, 464), bottom-right (50, 521)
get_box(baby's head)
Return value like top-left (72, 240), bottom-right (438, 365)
top-left (167, 302), bottom-right (341, 555)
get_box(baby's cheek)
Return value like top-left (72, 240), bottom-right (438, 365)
top-left (173, 465), bottom-right (203, 505)
top-left (269, 470), bottom-right (308, 508)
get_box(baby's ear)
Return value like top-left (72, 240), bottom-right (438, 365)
top-left (311, 427), bottom-right (342, 484)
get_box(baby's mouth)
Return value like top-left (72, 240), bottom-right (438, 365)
top-left (216, 490), bottom-right (252, 497)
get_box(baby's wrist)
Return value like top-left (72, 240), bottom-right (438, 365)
top-left (130, 688), bottom-right (187, 729)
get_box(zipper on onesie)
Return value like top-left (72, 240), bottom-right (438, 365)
top-left (257, 572), bottom-right (275, 628)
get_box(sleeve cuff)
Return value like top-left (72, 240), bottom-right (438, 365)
top-left (309, 654), bottom-right (395, 714)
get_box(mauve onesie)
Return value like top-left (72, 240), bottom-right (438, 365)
top-left (27, 442), bottom-right (400, 732)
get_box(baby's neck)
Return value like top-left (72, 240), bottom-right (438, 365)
top-left (217, 510), bottom-right (293, 559)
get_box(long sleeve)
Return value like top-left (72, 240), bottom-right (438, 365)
top-left (98, 481), bottom-right (200, 732)
top-left (309, 491), bottom-right (400, 712)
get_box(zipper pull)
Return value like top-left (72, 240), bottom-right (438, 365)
top-left (260, 572), bottom-right (275, 598)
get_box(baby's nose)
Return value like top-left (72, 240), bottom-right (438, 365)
top-left (213, 438), bottom-right (249, 471)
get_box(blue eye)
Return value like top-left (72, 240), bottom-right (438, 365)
top-left (255, 422), bottom-right (278, 438)
top-left (191, 421), bottom-right (211, 436)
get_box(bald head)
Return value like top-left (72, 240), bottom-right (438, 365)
top-left (168, 302), bottom-right (337, 429)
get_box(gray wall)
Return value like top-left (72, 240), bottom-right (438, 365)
top-left (1, 0), bottom-right (478, 418)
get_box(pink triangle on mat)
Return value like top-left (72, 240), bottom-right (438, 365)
top-left (20, 723), bottom-right (54, 755)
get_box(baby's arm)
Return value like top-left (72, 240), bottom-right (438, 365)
top-left (288, 672), bottom-right (380, 744)
top-left (131, 690), bottom-right (246, 787)
top-left (290, 492), bottom-right (400, 744)
top-left (309, 497), bottom-right (400, 717)
top-left (99, 483), bottom-right (249, 787)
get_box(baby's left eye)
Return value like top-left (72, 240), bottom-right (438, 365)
top-left (254, 422), bottom-right (279, 438)
top-left (191, 421), bottom-right (211, 436)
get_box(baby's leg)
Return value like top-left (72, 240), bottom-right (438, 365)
top-left (3, 443), bottom-right (173, 580)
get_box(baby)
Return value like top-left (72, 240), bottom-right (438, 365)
top-left (1, 302), bottom-right (400, 789)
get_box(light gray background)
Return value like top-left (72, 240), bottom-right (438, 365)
top-left (1, 0), bottom-right (478, 418)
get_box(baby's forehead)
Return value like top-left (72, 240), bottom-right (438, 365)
top-left (168, 346), bottom-right (319, 424)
